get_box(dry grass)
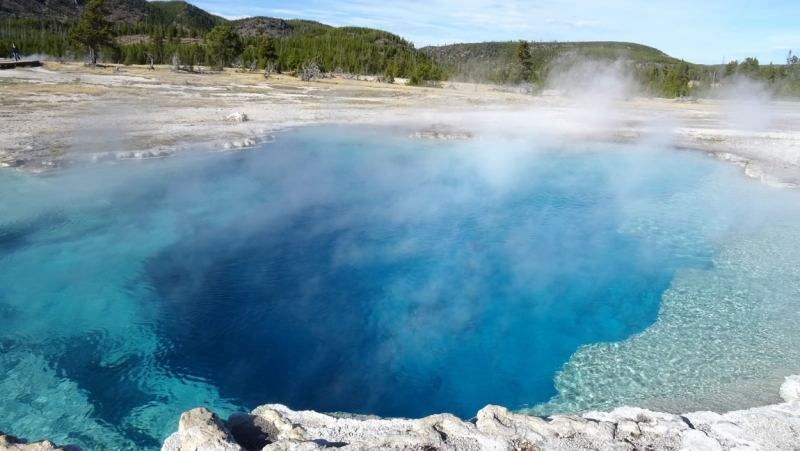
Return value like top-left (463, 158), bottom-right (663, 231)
top-left (13, 82), bottom-right (108, 96)
top-left (35, 62), bottom-right (440, 100)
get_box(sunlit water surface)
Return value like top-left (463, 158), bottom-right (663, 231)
top-left (1, 127), bottom-right (799, 449)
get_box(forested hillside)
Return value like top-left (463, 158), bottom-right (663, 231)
top-left (424, 40), bottom-right (800, 97)
top-left (113, 20), bottom-right (438, 79)
top-left (231, 17), bottom-right (292, 38)
top-left (0, 0), bottom-right (147, 21)
top-left (1, 0), bottom-right (799, 95)
top-left (0, 0), bottom-right (444, 83)
top-left (424, 41), bottom-right (679, 77)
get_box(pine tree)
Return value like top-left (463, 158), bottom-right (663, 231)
top-left (515, 40), bottom-right (531, 65)
top-left (739, 57), bottom-right (760, 78)
top-left (205, 25), bottom-right (241, 70)
top-left (69, 0), bottom-right (112, 66)
top-left (257, 35), bottom-right (277, 68)
top-left (662, 61), bottom-right (690, 97)
top-left (149, 26), bottom-right (164, 63)
top-left (511, 40), bottom-right (533, 83)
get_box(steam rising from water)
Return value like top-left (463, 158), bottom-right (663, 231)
top-left (714, 77), bottom-right (776, 132)
top-left (0, 112), bottom-right (799, 449)
top-left (0, 53), bottom-right (798, 451)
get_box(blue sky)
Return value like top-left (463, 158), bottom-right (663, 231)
top-left (187, 0), bottom-right (800, 64)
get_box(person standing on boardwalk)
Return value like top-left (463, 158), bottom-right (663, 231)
top-left (11, 44), bottom-right (20, 62)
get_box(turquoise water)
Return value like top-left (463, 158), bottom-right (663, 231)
top-left (1, 127), bottom-right (799, 449)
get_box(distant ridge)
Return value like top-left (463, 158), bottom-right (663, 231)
top-left (0, 0), bottom-right (149, 21)
top-left (422, 41), bottom-right (680, 67)
top-left (0, 0), bottom-right (683, 65)
top-left (0, 0), bottom-right (228, 34)
top-left (230, 17), bottom-right (292, 38)
top-left (420, 40), bottom-right (685, 84)
top-left (0, 0), bottom-right (370, 40)
top-left (147, 1), bottom-right (227, 31)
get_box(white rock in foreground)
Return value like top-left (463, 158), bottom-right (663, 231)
top-left (162, 376), bottom-right (800, 451)
top-left (225, 112), bottom-right (249, 123)
top-left (779, 375), bottom-right (800, 403)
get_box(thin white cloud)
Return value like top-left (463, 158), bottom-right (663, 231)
top-left (546, 19), bottom-right (602, 29)
top-left (208, 12), bottom-right (250, 20)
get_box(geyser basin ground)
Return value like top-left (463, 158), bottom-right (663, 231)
top-left (1, 127), bottom-right (799, 450)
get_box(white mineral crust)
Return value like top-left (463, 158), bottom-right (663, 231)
top-left (160, 375), bottom-right (800, 451)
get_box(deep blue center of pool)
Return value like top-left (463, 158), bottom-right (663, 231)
top-left (148, 151), bottom-right (695, 419)
top-left (0, 127), bottom-right (730, 449)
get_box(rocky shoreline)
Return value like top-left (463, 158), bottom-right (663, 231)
top-left (4, 375), bottom-right (796, 450)
top-left (153, 376), bottom-right (800, 451)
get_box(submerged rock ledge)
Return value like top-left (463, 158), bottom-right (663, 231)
top-left (0, 432), bottom-right (80, 451)
top-left (159, 376), bottom-right (800, 451)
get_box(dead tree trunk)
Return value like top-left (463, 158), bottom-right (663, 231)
top-left (144, 52), bottom-right (155, 70)
top-left (300, 59), bottom-right (321, 82)
top-left (171, 54), bottom-right (179, 73)
top-left (264, 61), bottom-right (275, 79)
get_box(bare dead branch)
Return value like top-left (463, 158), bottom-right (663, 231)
top-left (300, 59), bottom-right (321, 82)
top-left (263, 61), bottom-right (275, 79)
top-left (144, 52), bottom-right (155, 71)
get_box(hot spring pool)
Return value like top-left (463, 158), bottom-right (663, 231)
top-left (1, 127), bottom-right (800, 449)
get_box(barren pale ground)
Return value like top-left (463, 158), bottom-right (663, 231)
top-left (1, 62), bottom-right (799, 187)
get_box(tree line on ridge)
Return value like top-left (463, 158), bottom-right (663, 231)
top-left (2, 0), bottom-right (799, 96)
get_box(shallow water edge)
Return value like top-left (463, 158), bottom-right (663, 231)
top-left (5, 376), bottom-right (799, 450)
